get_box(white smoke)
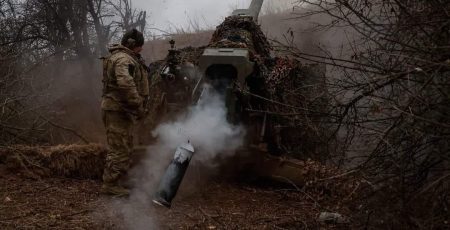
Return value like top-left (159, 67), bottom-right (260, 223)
top-left (153, 85), bottom-right (245, 163)
top-left (103, 85), bottom-right (246, 230)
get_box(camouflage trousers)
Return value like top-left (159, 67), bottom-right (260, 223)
top-left (102, 110), bottom-right (134, 185)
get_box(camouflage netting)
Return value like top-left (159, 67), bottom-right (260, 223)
top-left (209, 16), bottom-right (271, 58)
top-left (174, 46), bottom-right (206, 65)
top-left (208, 16), bottom-right (328, 159)
top-left (261, 58), bottom-right (329, 160)
top-left (0, 144), bottom-right (107, 179)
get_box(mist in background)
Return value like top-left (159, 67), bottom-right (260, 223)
top-left (133, 0), bottom-right (293, 33)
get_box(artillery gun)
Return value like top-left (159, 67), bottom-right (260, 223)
top-left (148, 0), bottom-right (327, 156)
top-left (150, 0), bottom-right (328, 208)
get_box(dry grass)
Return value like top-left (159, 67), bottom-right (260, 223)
top-left (0, 144), bottom-right (107, 179)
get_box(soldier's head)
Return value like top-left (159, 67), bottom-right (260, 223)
top-left (121, 28), bottom-right (145, 53)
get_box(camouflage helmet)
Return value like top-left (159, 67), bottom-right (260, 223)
top-left (121, 28), bottom-right (145, 49)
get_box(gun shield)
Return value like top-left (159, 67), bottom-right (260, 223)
top-left (153, 142), bottom-right (195, 208)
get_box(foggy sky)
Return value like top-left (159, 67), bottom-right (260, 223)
top-left (132, 0), bottom-right (291, 34)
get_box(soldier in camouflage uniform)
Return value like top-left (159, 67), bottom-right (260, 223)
top-left (101, 29), bottom-right (149, 196)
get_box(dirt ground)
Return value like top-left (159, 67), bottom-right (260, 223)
top-left (0, 162), bottom-right (353, 230)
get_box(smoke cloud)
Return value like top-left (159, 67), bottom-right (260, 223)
top-left (153, 85), bottom-right (245, 163)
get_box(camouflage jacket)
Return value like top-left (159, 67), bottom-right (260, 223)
top-left (101, 44), bottom-right (150, 115)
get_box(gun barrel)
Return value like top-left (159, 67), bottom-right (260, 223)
top-left (231, 0), bottom-right (264, 21)
top-left (248, 0), bottom-right (264, 21)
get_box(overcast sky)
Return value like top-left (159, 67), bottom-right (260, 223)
top-left (132, 0), bottom-right (291, 34)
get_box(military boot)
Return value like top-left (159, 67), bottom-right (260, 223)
top-left (101, 183), bottom-right (130, 197)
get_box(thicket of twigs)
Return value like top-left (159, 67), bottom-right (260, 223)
top-left (0, 0), bottom-right (147, 145)
top-left (277, 0), bottom-right (449, 228)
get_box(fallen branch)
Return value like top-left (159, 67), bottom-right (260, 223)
top-left (317, 169), bottom-right (358, 182)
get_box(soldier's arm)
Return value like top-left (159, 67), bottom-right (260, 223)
top-left (114, 57), bottom-right (142, 109)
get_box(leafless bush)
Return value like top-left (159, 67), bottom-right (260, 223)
top-left (280, 0), bottom-right (449, 228)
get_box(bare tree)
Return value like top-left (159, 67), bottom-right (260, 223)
top-left (106, 0), bottom-right (146, 32)
top-left (0, 0), bottom-right (147, 145)
top-left (279, 0), bottom-right (449, 228)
